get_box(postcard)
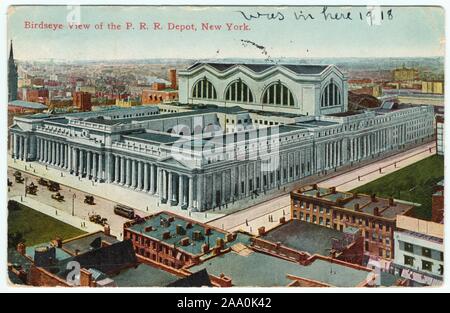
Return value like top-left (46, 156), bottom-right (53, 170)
top-left (4, 2), bottom-right (446, 292)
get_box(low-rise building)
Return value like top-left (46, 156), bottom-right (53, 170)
top-left (123, 211), bottom-right (239, 269)
top-left (291, 185), bottom-right (415, 261)
top-left (393, 215), bottom-right (444, 286)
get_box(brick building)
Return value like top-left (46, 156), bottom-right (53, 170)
top-left (432, 180), bottom-right (444, 223)
top-left (141, 69), bottom-right (179, 104)
top-left (19, 87), bottom-right (49, 104)
top-left (73, 91), bottom-right (92, 111)
top-left (123, 211), bottom-right (236, 269)
top-left (290, 185), bottom-right (414, 260)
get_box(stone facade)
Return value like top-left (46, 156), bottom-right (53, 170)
top-left (9, 62), bottom-right (435, 213)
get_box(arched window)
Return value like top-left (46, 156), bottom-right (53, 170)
top-left (192, 77), bottom-right (217, 100)
top-left (321, 82), bottom-right (342, 107)
top-left (262, 82), bottom-right (295, 106)
top-left (225, 80), bottom-right (254, 103)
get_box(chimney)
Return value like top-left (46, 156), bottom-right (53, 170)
top-left (216, 238), bottom-right (224, 249)
top-left (330, 187), bottom-right (336, 194)
top-left (186, 222), bottom-right (193, 229)
top-left (226, 233), bottom-right (235, 242)
top-left (202, 243), bottom-right (210, 253)
top-left (168, 216), bottom-right (175, 223)
top-left (312, 184), bottom-right (318, 189)
top-left (354, 203), bottom-right (360, 211)
top-left (180, 237), bottom-right (190, 246)
top-left (205, 228), bottom-right (212, 236)
top-left (374, 207), bottom-right (380, 216)
top-left (104, 225), bottom-right (111, 236)
top-left (316, 191), bottom-right (321, 197)
top-left (52, 237), bottom-right (63, 248)
top-left (258, 226), bottom-right (266, 236)
top-left (371, 193), bottom-right (377, 202)
top-left (176, 224), bottom-right (186, 235)
top-left (279, 216), bottom-right (286, 224)
top-left (144, 226), bottom-right (153, 232)
top-left (80, 268), bottom-right (93, 287)
top-left (389, 197), bottom-right (395, 206)
top-left (169, 69), bottom-right (177, 89)
top-left (17, 243), bottom-right (26, 256)
top-left (162, 231), bottom-right (171, 240)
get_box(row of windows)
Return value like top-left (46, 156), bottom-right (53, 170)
top-left (192, 78), bottom-right (342, 108)
top-left (404, 256), bottom-right (444, 275)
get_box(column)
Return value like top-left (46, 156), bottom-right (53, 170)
top-left (24, 138), bottom-right (29, 161)
top-left (79, 150), bottom-right (84, 176)
top-left (64, 145), bottom-right (69, 169)
top-left (131, 160), bottom-right (137, 188)
top-left (13, 134), bottom-right (18, 159)
top-left (179, 175), bottom-right (185, 206)
top-left (120, 157), bottom-right (126, 184)
top-left (73, 148), bottom-right (79, 175)
top-left (167, 171), bottom-right (173, 202)
top-left (91, 153), bottom-right (97, 180)
top-left (52, 142), bottom-right (56, 165)
top-left (98, 153), bottom-right (103, 180)
top-left (86, 151), bottom-right (92, 178)
top-left (150, 164), bottom-right (155, 194)
top-left (143, 163), bottom-right (149, 191)
top-left (211, 173), bottom-right (216, 206)
top-left (126, 158), bottom-right (131, 186)
top-left (230, 168), bottom-right (236, 199)
top-left (221, 171), bottom-right (226, 205)
top-left (115, 156), bottom-right (120, 183)
top-left (158, 168), bottom-right (163, 199)
top-left (188, 176), bottom-right (194, 209)
top-left (196, 174), bottom-right (203, 211)
top-left (55, 143), bottom-right (60, 166)
top-left (137, 161), bottom-right (143, 190)
top-left (18, 136), bottom-right (23, 160)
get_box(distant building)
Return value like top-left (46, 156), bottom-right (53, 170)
top-left (291, 185), bottom-right (415, 261)
top-left (141, 69), bottom-right (179, 104)
top-left (422, 81), bottom-right (444, 95)
top-left (73, 91), bottom-right (92, 111)
top-left (19, 87), bottom-right (49, 104)
top-left (393, 215), bottom-right (443, 286)
top-left (8, 41), bottom-right (18, 101)
top-left (8, 100), bottom-right (47, 114)
top-left (123, 211), bottom-right (237, 269)
top-left (436, 114), bottom-right (444, 156)
top-left (392, 66), bottom-right (418, 82)
top-left (115, 97), bottom-right (140, 107)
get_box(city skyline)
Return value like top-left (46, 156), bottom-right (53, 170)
top-left (7, 6), bottom-right (445, 61)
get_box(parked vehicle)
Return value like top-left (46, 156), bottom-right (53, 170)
top-left (89, 214), bottom-right (108, 226)
top-left (114, 204), bottom-right (135, 219)
top-left (26, 183), bottom-right (38, 195)
top-left (47, 181), bottom-right (60, 192)
top-left (84, 195), bottom-right (95, 205)
top-left (13, 171), bottom-right (22, 178)
top-left (15, 176), bottom-right (24, 184)
top-left (51, 192), bottom-right (64, 201)
top-left (38, 178), bottom-right (48, 186)
top-left (7, 178), bottom-right (12, 187)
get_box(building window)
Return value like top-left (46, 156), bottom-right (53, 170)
top-left (262, 82), bottom-right (295, 106)
top-left (321, 81), bottom-right (342, 107)
top-left (192, 77), bottom-right (217, 99)
top-left (422, 260), bottom-right (433, 272)
top-left (225, 80), bottom-right (254, 103)
top-left (404, 255), bottom-right (414, 266)
top-left (404, 242), bottom-right (414, 253)
top-left (422, 247), bottom-right (432, 258)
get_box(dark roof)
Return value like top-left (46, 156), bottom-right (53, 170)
top-left (57, 240), bottom-right (137, 278)
top-left (62, 232), bottom-right (119, 256)
top-left (187, 62), bottom-right (329, 75)
top-left (167, 269), bottom-right (212, 287)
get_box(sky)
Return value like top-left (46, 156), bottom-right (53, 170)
top-left (7, 5), bottom-right (446, 61)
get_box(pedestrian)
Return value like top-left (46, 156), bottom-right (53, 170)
top-left (245, 219), bottom-right (248, 226)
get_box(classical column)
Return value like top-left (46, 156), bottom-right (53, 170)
top-left (64, 145), bottom-right (69, 169)
top-left (167, 171), bottom-right (173, 202)
top-left (196, 174), bottom-right (203, 211)
top-left (120, 157), bottom-right (125, 184)
top-left (158, 168), bottom-right (163, 198)
top-left (24, 138), bottom-right (29, 161)
top-left (18, 136), bottom-right (23, 160)
top-left (85, 151), bottom-right (91, 177)
top-left (188, 176), bottom-right (194, 209)
top-left (211, 173), bottom-right (216, 206)
top-left (52, 142), bottom-right (56, 165)
top-left (115, 155), bottom-right (120, 183)
top-left (150, 164), bottom-right (155, 194)
top-left (98, 153), bottom-right (103, 180)
top-left (92, 153), bottom-right (98, 180)
top-left (126, 158), bottom-right (131, 186)
top-left (131, 160), bottom-right (137, 188)
top-left (13, 134), bottom-right (18, 159)
top-left (230, 168), bottom-right (236, 199)
top-left (73, 148), bottom-right (79, 175)
top-left (179, 175), bottom-right (184, 206)
top-left (137, 161), bottom-right (143, 190)
top-left (79, 150), bottom-right (85, 176)
top-left (222, 171), bottom-right (226, 205)
top-left (143, 163), bottom-right (149, 191)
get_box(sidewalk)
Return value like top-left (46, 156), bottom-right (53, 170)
top-left (10, 195), bottom-right (103, 234)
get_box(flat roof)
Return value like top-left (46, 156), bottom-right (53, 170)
top-left (262, 220), bottom-right (344, 256)
top-left (126, 212), bottom-right (230, 256)
top-left (9, 100), bottom-right (47, 109)
top-left (190, 251), bottom-right (370, 287)
top-left (62, 232), bottom-right (119, 256)
top-left (123, 132), bottom-right (182, 144)
top-left (112, 263), bottom-right (179, 287)
top-left (187, 62), bottom-right (329, 75)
